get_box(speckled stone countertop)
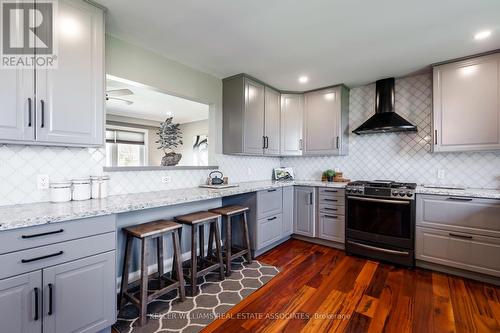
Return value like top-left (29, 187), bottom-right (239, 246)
top-left (0, 180), bottom-right (347, 232)
top-left (1, 180), bottom-right (498, 232)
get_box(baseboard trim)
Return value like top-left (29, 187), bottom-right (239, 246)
top-left (416, 260), bottom-right (500, 286)
top-left (291, 234), bottom-right (345, 250)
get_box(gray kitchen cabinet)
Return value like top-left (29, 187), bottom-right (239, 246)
top-left (281, 94), bottom-right (304, 156)
top-left (42, 251), bottom-right (116, 333)
top-left (36, 0), bottom-right (105, 146)
top-left (264, 87), bottom-right (281, 155)
top-left (282, 186), bottom-right (294, 236)
top-left (0, 271), bottom-right (42, 333)
top-left (433, 53), bottom-right (500, 152)
top-left (317, 188), bottom-right (345, 243)
top-left (0, 70), bottom-right (35, 142)
top-left (294, 186), bottom-right (316, 237)
top-left (223, 75), bottom-right (266, 155)
top-left (256, 214), bottom-right (284, 249)
top-left (0, 0), bottom-right (104, 147)
top-left (303, 86), bottom-right (349, 155)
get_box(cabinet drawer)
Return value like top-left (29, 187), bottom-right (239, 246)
top-left (319, 188), bottom-right (345, 197)
top-left (318, 195), bottom-right (345, 206)
top-left (416, 195), bottom-right (500, 237)
top-left (256, 214), bottom-right (283, 249)
top-left (318, 214), bottom-right (345, 243)
top-left (257, 188), bottom-right (283, 218)
top-left (0, 232), bottom-right (115, 280)
top-left (0, 215), bottom-right (116, 255)
top-left (416, 227), bottom-right (500, 277)
top-left (319, 203), bottom-right (345, 216)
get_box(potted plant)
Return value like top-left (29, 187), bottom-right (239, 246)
top-left (324, 169), bottom-right (335, 182)
top-left (156, 117), bottom-right (183, 166)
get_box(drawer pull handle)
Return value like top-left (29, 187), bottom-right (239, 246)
top-left (21, 251), bottom-right (64, 263)
top-left (22, 229), bottom-right (64, 239)
top-left (323, 199), bottom-right (338, 202)
top-left (447, 197), bottom-right (473, 202)
top-left (323, 208), bottom-right (338, 211)
top-left (323, 190), bottom-right (338, 193)
top-left (449, 233), bottom-right (473, 240)
top-left (323, 215), bottom-right (338, 219)
top-left (267, 217), bottom-right (277, 221)
top-left (267, 189), bottom-right (277, 192)
top-left (48, 283), bottom-right (54, 315)
top-left (34, 287), bottom-right (39, 321)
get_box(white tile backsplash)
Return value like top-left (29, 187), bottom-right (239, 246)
top-left (1, 73), bottom-right (498, 206)
top-left (282, 74), bottom-right (500, 188)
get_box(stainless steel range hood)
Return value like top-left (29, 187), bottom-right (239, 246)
top-left (352, 78), bottom-right (417, 135)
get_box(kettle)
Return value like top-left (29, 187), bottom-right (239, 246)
top-left (208, 171), bottom-right (224, 185)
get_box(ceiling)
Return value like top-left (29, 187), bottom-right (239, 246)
top-left (106, 76), bottom-right (209, 124)
top-left (97, 0), bottom-right (500, 90)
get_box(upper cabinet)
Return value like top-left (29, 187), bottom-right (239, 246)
top-left (0, 0), bottom-right (104, 147)
top-left (280, 94), bottom-right (304, 156)
top-left (433, 53), bottom-right (500, 152)
top-left (223, 74), bottom-right (349, 157)
top-left (303, 86), bottom-right (349, 156)
top-left (223, 75), bottom-right (280, 155)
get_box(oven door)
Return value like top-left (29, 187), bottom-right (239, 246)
top-left (346, 195), bottom-right (415, 248)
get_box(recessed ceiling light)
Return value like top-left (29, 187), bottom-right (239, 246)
top-left (298, 76), bottom-right (309, 84)
top-left (474, 30), bottom-right (492, 40)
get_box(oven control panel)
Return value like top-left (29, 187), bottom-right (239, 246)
top-left (345, 186), bottom-right (364, 195)
top-left (391, 190), bottom-right (415, 199)
top-left (346, 186), bottom-right (415, 199)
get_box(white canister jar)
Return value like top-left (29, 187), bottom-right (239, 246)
top-left (49, 181), bottom-right (72, 203)
top-left (71, 178), bottom-right (91, 201)
top-left (90, 175), bottom-right (110, 199)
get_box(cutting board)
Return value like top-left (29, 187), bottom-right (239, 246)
top-left (199, 184), bottom-right (239, 189)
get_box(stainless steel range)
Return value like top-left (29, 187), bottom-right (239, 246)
top-left (345, 180), bottom-right (416, 267)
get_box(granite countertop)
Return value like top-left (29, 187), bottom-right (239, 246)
top-left (0, 180), bottom-right (348, 232)
top-left (0, 179), bottom-right (498, 232)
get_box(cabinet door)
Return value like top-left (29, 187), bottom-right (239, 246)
top-left (281, 94), bottom-right (304, 156)
top-left (294, 187), bottom-right (315, 237)
top-left (0, 271), bottom-right (42, 333)
top-left (318, 214), bottom-right (344, 243)
top-left (264, 87), bottom-right (280, 155)
top-left (0, 70), bottom-right (35, 142)
top-left (36, 0), bottom-right (104, 146)
top-left (282, 186), bottom-right (294, 236)
top-left (256, 214), bottom-right (283, 249)
top-left (243, 78), bottom-right (265, 154)
top-left (304, 88), bottom-right (340, 155)
top-left (433, 54), bottom-right (500, 152)
top-left (42, 251), bottom-right (116, 333)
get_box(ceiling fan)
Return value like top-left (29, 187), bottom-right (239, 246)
top-left (105, 88), bottom-right (134, 105)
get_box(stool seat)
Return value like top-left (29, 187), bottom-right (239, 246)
top-left (209, 205), bottom-right (249, 216)
top-left (176, 211), bottom-right (221, 224)
top-left (124, 220), bottom-right (181, 238)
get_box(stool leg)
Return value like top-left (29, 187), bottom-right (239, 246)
top-left (139, 238), bottom-right (149, 326)
top-left (157, 236), bottom-right (164, 288)
top-left (172, 229), bottom-right (186, 301)
top-left (243, 211), bottom-right (252, 264)
top-left (225, 215), bottom-right (232, 276)
top-left (213, 218), bottom-right (225, 280)
top-left (119, 234), bottom-right (133, 310)
top-left (171, 226), bottom-right (182, 278)
top-left (199, 224), bottom-right (205, 260)
top-left (191, 225), bottom-right (198, 295)
top-left (207, 222), bottom-right (214, 259)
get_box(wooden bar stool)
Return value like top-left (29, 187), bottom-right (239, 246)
top-left (209, 205), bottom-right (252, 276)
top-left (175, 211), bottom-right (225, 296)
top-left (119, 220), bottom-right (185, 326)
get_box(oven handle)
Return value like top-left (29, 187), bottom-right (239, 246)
top-left (347, 241), bottom-right (410, 256)
top-left (347, 196), bottom-right (410, 205)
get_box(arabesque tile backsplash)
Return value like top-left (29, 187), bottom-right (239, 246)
top-left (0, 73), bottom-right (498, 206)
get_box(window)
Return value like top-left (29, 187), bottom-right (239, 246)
top-left (105, 126), bottom-right (148, 167)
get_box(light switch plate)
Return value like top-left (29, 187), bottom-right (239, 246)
top-left (437, 169), bottom-right (445, 179)
top-left (37, 175), bottom-right (50, 190)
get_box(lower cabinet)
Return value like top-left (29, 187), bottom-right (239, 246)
top-left (282, 186), bottom-right (294, 236)
top-left (43, 251), bottom-right (116, 333)
top-left (0, 271), bottom-right (41, 333)
top-left (257, 214), bottom-right (283, 249)
top-left (294, 186), bottom-right (316, 237)
top-left (0, 251), bottom-right (116, 333)
top-left (318, 215), bottom-right (345, 243)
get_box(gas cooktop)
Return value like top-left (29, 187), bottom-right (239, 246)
top-left (346, 180), bottom-right (417, 199)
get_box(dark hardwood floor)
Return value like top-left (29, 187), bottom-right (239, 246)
top-left (203, 239), bottom-right (500, 333)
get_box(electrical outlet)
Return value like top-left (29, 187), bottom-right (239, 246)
top-left (161, 176), bottom-right (171, 184)
top-left (37, 175), bottom-right (50, 190)
top-left (247, 167), bottom-right (252, 176)
top-left (437, 169), bottom-right (445, 179)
